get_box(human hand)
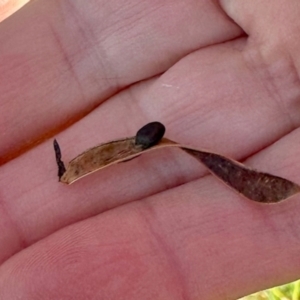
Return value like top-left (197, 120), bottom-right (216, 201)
top-left (1, 1), bottom-right (300, 299)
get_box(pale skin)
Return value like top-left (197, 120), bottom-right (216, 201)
top-left (1, 0), bottom-right (300, 299)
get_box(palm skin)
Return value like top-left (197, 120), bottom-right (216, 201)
top-left (1, 1), bottom-right (300, 299)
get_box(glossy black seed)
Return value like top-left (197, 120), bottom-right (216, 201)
top-left (135, 122), bottom-right (165, 149)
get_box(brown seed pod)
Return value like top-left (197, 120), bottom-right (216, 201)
top-left (54, 122), bottom-right (174, 184)
top-left (182, 149), bottom-right (300, 203)
top-left (53, 122), bottom-right (300, 203)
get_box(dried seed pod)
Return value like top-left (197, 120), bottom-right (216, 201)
top-left (53, 122), bottom-right (300, 203)
top-left (135, 122), bottom-right (165, 149)
top-left (183, 149), bottom-right (300, 203)
top-left (54, 121), bottom-right (178, 184)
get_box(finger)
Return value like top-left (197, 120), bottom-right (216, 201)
top-left (0, 0), bottom-right (241, 163)
top-left (1, 132), bottom-right (300, 299)
top-left (0, 0), bottom-right (29, 22)
top-left (219, 0), bottom-right (300, 141)
top-left (220, 0), bottom-right (300, 62)
top-left (2, 37), bottom-right (300, 264)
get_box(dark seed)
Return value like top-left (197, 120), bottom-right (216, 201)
top-left (135, 122), bottom-right (166, 149)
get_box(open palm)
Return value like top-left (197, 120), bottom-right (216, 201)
top-left (1, 1), bottom-right (300, 299)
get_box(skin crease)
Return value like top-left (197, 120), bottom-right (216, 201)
top-left (1, 0), bottom-right (300, 299)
